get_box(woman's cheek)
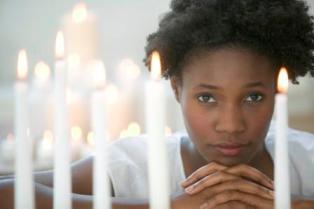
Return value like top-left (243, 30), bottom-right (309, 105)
top-left (184, 107), bottom-right (216, 141)
top-left (245, 105), bottom-right (274, 142)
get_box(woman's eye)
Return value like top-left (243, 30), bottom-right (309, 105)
top-left (245, 93), bottom-right (264, 103)
top-left (197, 95), bottom-right (216, 103)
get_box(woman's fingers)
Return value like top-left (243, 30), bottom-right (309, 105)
top-left (181, 162), bottom-right (227, 188)
top-left (185, 171), bottom-right (274, 200)
top-left (226, 164), bottom-right (274, 190)
top-left (201, 190), bottom-right (273, 209)
top-left (200, 201), bottom-right (253, 209)
top-left (181, 162), bottom-right (273, 191)
top-left (205, 178), bottom-right (274, 200)
top-left (184, 170), bottom-right (239, 194)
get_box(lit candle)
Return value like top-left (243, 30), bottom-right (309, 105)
top-left (145, 51), bottom-right (170, 209)
top-left (91, 61), bottom-right (111, 209)
top-left (127, 122), bottom-right (141, 137)
top-left (33, 61), bottom-right (51, 88)
top-left (103, 83), bottom-right (130, 139)
top-left (164, 126), bottom-right (172, 137)
top-left (53, 31), bottom-right (72, 209)
top-left (30, 61), bottom-right (52, 139)
top-left (66, 88), bottom-right (88, 138)
top-left (117, 58), bottom-right (141, 90)
top-left (62, 3), bottom-right (100, 69)
top-left (275, 67), bottom-right (290, 209)
top-left (81, 131), bottom-right (95, 158)
top-left (36, 130), bottom-right (54, 164)
top-left (70, 126), bottom-right (83, 160)
top-left (14, 49), bottom-right (35, 209)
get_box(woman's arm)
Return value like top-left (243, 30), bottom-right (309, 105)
top-left (293, 199), bottom-right (314, 209)
top-left (33, 156), bottom-right (94, 195)
top-left (0, 179), bottom-right (205, 209)
top-left (0, 156), bottom-right (209, 209)
top-left (0, 179), bottom-right (151, 209)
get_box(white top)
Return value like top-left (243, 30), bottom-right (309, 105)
top-left (107, 126), bottom-right (314, 199)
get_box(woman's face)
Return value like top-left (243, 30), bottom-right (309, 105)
top-left (172, 47), bottom-right (276, 166)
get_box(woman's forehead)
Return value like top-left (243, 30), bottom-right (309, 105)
top-left (180, 47), bottom-right (276, 87)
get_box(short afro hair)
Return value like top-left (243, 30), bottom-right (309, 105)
top-left (144, 0), bottom-right (314, 83)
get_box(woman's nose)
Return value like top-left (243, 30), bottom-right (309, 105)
top-left (215, 105), bottom-right (246, 134)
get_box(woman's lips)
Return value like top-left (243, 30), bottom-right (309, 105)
top-left (214, 144), bottom-right (247, 156)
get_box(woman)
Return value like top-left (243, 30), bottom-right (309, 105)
top-left (1, 0), bottom-right (314, 208)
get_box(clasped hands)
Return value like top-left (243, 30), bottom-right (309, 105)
top-left (174, 162), bottom-right (273, 209)
top-left (175, 162), bottom-right (313, 209)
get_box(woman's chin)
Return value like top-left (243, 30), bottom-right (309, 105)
top-left (209, 154), bottom-right (250, 167)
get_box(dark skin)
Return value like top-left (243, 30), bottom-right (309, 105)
top-left (0, 47), bottom-right (313, 209)
top-left (171, 46), bottom-right (314, 208)
top-left (174, 46), bottom-right (276, 181)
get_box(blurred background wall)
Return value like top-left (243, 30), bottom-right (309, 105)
top-left (0, 0), bottom-right (313, 142)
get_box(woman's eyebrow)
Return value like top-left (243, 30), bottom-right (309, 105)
top-left (193, 81), bottom-right (266, 90)
top-left (243, 81), bottom-right (266, 88)
top-left (193, 84), bottom-right (220, 90)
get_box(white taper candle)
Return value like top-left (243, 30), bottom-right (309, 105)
top-left (91, 61), bottom-right (111, 209)
top-left (14, 49), bottom-right (35, 209)
top-left (146, 51), bottom-right (170, 209)
top-left (53, 31), bottom-right (72, 209)
top-left (275, 67), bottom-right (291, 209)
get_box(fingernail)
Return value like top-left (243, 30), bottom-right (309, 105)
top-left (270, 180), bottom-right (274, 185)
top-left (270, 190), bottom-right (274, 196)
top-left (200, 203), bottom-right (208, 209)
top-left (185, 186), bottom-right (193, 193)
top-left (267, 181), bottom-right (274, 188)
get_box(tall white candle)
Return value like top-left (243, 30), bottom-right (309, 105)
top-left (145, 51), bottom-right (170, 209)
top-left (14, 49), bottom-right (34, 209)
top-left (275, 67), bottom-right (290, 209)
top-left (62, 3), bottom-right (100, 69)
top-left (53, 31), bottom-right (72, 209)
top-left (36, 130), bottom-right (54, 165)
top-left (30, 61), bottom-right (52, 139)
top-left (91, 61), bottom-right (111, 209)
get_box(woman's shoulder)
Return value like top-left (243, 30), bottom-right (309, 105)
top-left (108, 131), bottom-right (186, 164)
top-left (106, 131), bottom-right (187, 198)
top-left (265, 124), bottom-right (314, 161)
top-left (266, 125), bottom-right (314, 149)
top-left (266, 125), bottom-right (314, 197)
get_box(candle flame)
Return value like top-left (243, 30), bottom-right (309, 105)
top-left (89, 60), bottom-right (106, 88)
top-left (55, 31), bottom-right (65, 59)
top-left (43, 130), bottom-right (53, 148)
top-left (150, 51), bottom-right (162, 80)
top-left (17, 49), bottom-right (28, 80)
top-left (87, 132), bottom-right (95, 146)
top-left (277, 67), bottom-right (289, 93)
top-left (119, 58), bottom-right (141, 80)
top-left (34, 61), bottom-right (50, 81)
top-left (71, 126), bottom-right (83, 141)
top-left (72, 2), bottom-right (87, 23)
top-left (165, 126), bottom-right (172, 137)
top-left (127, 122), bottom-right (141, 137)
